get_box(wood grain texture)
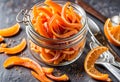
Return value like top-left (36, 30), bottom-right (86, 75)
top-left (0, 0), bottom-right (120, 82)
top-left (76, 0), bottom-right (107, 23)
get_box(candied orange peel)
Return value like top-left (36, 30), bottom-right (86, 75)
top-left (0, 23), bottom-right (20, 37)
top-left (0, 38), bottom-right (26, 54)
top-left (3, 56), bottom-right (69, 82)
top-left (0, 36), bottom-right (4, 42)
top-left (30, 40), bottom-right (85, 64)
top-left (32, 1), bottom-right (82, 38)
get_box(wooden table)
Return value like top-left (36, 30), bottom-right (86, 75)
top-left (0, 0), bottom-right (120, 82)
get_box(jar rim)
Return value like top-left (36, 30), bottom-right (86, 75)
top-left (27, 0), bottom-right (87, 42)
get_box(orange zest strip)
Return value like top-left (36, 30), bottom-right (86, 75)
top-left (37, 7), bottom-right (53, 17)
top-left (31, 71), bottom-right (47, 82)
top-left (46, 73), bottom-right (69, 81)
top-left (66, 6), bottom-right (76, 23)
top-left (40, 48), bottom-right (60, 63)
top-left (58, 23), bottom-right (75, 31)
top-left (0, 23), bottom-right (20, 37)
top-left (66, 51), bottom-right (78, 61)
top-left (3, 56), bottom-right (44, 74)
top-left (31, 71), bottom-right (52, 82)
top-left (34, 16), bottom-right (49, 38)
top-left (50, 27), bottom-right (78, 38)
top-left (0, 38), bottom-right (26, 54)
top-left (49, 14), bottom-right (78, 38)
top-left (0, 36), bottom-right (4, 42)
top-left (42, 67), bottom-right (54, 74)
top-left (32, 6), bottom-right (39, 19)
top-left (62, 50), bottom-right (75, 55)
top-left (3, 56), bottom-right (52, 82)
top-left (44, 0), bottom-right (62, 14)
top-left (61, 2), bottom-right (82, 29)
top-left (54, 54), bottom-right (66, 64)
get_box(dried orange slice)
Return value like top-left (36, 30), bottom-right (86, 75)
top-left (0, 38), bottom-right (26, 54)
top-left (0, 23), bottom-right (20, 37)
top-left (104, 18), bottom-right (120, 46)
top-left (0, 36), bottom-right (4, 42)
top-left (84, 46), bottom-right (111, 81)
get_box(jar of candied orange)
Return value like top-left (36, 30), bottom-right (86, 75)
top-left (18, 0), bottom-right (88, 66)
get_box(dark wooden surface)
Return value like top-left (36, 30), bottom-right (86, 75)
top-left (0, 0), bottom-right (120, 82)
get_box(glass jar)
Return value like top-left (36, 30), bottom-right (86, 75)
top-left (18, 1), bottom-right (88, 66)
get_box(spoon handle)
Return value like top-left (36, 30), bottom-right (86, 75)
top-left (75, 0), bottom-right (107, 23)
top-left (103, 63), bottom-right (120, 81)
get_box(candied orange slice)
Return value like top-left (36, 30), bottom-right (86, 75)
top-left (84, 46), bottom-right (111, 81)
top-left (0, 38), bottom-right (26, 54)
top-left (104, 18), bottom-right (120, 46)
top-left (0, 23), bottom-right (20, 37)
top-left (3, 56), bottom-right (52, 82)
top-left (0, 36), bottom-right (4, 42)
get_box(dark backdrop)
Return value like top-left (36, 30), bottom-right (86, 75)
top-left (0, 0), bottom-right (120, 82)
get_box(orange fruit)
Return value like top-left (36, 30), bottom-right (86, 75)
top-left (84, 46), bottom-right (111, 81)
top-left (104, 18), bottom-right (120, 46)
top-left (0, 23), bottom-right (20, 37)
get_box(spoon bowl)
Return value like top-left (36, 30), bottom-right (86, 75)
top-left (111, 14), bottom-right (120, 26)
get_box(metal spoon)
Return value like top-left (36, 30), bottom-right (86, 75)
top-left (88, 17), bottom-right (120, 81)
top-left (89, 42), bottom-right (120, 81)
top-left (111, 13), bottom-right (120, 26)
top-left (87, 17), bottom-right (120, 68)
